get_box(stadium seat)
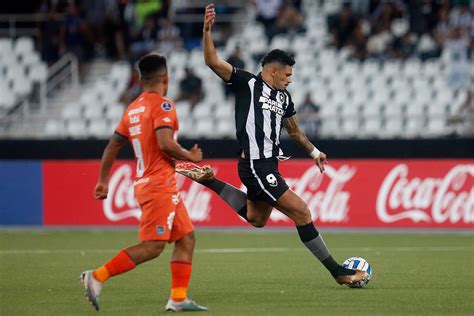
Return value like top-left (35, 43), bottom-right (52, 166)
top-left (14, 37), bottom-right (34, 54)
top-left (383, 117), bottom-right (403, 137)
top-left (61, 103), bottom-right (82, 120)
top-left (106, 104), bottom-right (125, 122)
top-left (83, 104), bottom-right (105, 119)
top-left (44, 119), bottom-right (65, 137)
top-left (192, 103), bottom-right (213, 120)
top-left (178, 116), bottom-right (193, 137)
top-left (216, 119), bottom-right (235, 137)
top-left (88, 119), bottom-right (110, 138)
top-left (362, 118), bottom-right (383, 137)
top-left (28, 63), bottom-right (48, 82)
top-left (195, 119), bottom-right (215, 138)
top-left (0, 38), bottom-right (13, 57)
top-left (66, 119), bottom-right (88, 138)
top-left (214, 103), bottom-right (233, 120)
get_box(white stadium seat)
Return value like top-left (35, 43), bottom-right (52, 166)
top-left (61, 103), bottom-right (82, 119)
top-left (89, 119), bottom-right (111, 138)
top-left (67, 119), bottom-right (88, 138)
top-left (44, 119), bottom-right (65, 137)
top-left (14, 37), bottom-right (34, 54)
top-left (83, 104), bottom-right (105, 119)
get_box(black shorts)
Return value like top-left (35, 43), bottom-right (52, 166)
top-left (238, 158), bottom-right (289, 205)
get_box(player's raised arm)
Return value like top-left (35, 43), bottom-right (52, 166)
top-left (155, 128), bottom-right (202, 162)
top-left (202, 3), bottom-right (233, 81)
top-left (94, 133), bottom-right (127, 199)
top-left (283, 115), bottom-right (328, 173)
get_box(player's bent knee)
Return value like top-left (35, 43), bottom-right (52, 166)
top-left (143, 240), bottom-right (166, 259)
top-left (247, 216), bottom-right (267, 228)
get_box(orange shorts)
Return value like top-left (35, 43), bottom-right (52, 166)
top-left (135, 191), bottom-right (194, 242)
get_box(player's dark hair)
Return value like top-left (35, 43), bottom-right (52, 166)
top-left (261, 49), bottom-right (295, 67)
top-left (137, 53), bottom-right (167, 83)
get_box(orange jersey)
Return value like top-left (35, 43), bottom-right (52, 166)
top-left (116, 92), bottom-right (179, 196)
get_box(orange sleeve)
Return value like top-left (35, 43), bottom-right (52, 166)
top-left (115, 114), bottom-right (130, 138)
top-left (152, 100), bottom-right (177, 130)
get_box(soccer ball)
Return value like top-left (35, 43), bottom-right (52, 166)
top-left (342, 257), bottom-right (372, 288)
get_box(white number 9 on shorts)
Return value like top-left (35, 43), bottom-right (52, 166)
top-left (266, 173), bottom-right (278, 187)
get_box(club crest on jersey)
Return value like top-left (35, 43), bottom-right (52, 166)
top-left (277, 92), bottom-right (286, 104)
top-left (161, 102), bottom-right (173, 111)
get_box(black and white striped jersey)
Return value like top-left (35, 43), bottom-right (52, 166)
top-left (226, 67), bottom-right (296, 160)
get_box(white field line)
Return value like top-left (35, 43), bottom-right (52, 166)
top-left (0, 246), bottom-right (473, 255)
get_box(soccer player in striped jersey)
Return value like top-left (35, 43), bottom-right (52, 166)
top-left (197, 4), bottom-right (368, 286)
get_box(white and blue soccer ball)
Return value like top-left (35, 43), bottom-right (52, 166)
top-left (342, 257), bottom-right (372, 288)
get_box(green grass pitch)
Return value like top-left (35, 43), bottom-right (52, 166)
top-left (1, 230), bottom-right (473, 315)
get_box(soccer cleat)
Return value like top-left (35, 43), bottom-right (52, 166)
top-left (80, 270), bottom-right (102, 311)
top-left (165, 298), bottom-right (208, 312)
top-left (175, 162), bottom-right (215, 182)
top-left (335, 269), bottom-right (369, 286)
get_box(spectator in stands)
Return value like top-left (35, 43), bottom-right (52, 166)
top-left (366, 24), bottom-right (393, 60)
top-left (60, 3), bottom-right (90, 81)
top-left (370, 1), bottom-right (404, 34)
top-left (449, 2), bottom-right (473, 35)
top-left (298, 93), bottom-right (322, 138)
top-left (449, 89), bottom-right (474, 136)
top-left (407, 0), bottom-right (439, 36)
top-left (327, 3), bottom-right (359, 50)
top-left (443, 26), bottom-right (471, 91)
top-left (255, 0), bottom-right (282, 40)
top-left (157, 17), bottom-right (182, 56)
top-left (39, 7), bottom-right (61, 64)
top-left (175, 67), bottom-right (203, 111)
top-left (130, 15), bottom-right (158, 61)
top-left (349, 22), bottom-right (368, 60)
top-left (268, 2), bottom-right (306, 39)
top-left (224, 46), bottom-right (246, 99)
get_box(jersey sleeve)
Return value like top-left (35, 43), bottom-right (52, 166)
top-left (283, 92), bottom-right (296, 118)
top-left (225, 67), bottom-right (254, 90)
top-left (152, 100), bottom-right (177, 130)
top-left (115, 114), bottom-right (130, 138)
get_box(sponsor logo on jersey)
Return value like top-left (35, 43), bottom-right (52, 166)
top-left (128, 106), bottom-right (145, 116)
top-left (259, 96), bottom-right (285, 115)
top-left (161, 102), bottom-right (173, 111)
top-left (163, 117), bottom-right (172, 123)
top-left (129, 125), bottom-right (142, 136)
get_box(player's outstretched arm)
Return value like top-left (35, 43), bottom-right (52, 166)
top-left (203, 3), bottom-right (233, 81)
top-left (283, 115), bottom-right (328, 173)
top-left (156, 127), bottom-right (202, 162)
top-left (94, 133), bottom-right (127, 199)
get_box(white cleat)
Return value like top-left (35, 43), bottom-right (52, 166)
top-left (165, 298), bottom-right (208, 312)
top-left (80, 270), bottom-right (102, 311)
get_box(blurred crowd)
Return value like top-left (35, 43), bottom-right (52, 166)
top-left (325, 0), bottom-right (473, 62)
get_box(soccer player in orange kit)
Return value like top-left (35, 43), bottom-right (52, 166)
top-left (80, 53), bottom-right (207, 312)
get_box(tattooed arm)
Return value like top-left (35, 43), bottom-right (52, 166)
top-left (283, 115), bottom-right (328, 173)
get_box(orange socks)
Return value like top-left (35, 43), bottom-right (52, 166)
top-left (93, 250), bottom-right (136, 283)
top-left (170, 261), bottom-right (192, 302)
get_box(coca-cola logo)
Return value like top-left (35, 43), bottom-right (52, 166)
top-left (377, 164), bottom-right (474, 224)
top-left (103, 165), bottom-right (212, 222)
top-left (247, 165), bottom-right (356, 223)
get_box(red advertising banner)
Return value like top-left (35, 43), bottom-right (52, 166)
top-left (43, 159), bottom-right (474, 229)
